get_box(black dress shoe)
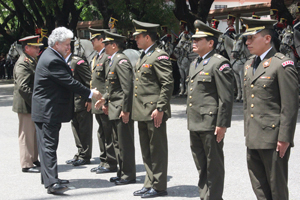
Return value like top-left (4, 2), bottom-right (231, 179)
top-left (65, 158), bottom-right (77, 164)
top-left (72, 159), bottom-right (90, 166)
top-left (90, 166), bottom-right (101, 172)
top-left (47, 183), bottom-right (69, 194)
top-left (58, 179), bottom-right (69, 184)
top-left (22, 167), bottom-right (40, 173)
top-left (133, 187), bottom-right (151, 196)
top-left (33, 160), bottom-right (41, 167)
top-left (96, 167), bottom-right (117, 174)
top-left (141, 188), bottom-right (168, 198)
top-left (109, 177), bottom-right (120, 182)
top-left (115, 179), bottom-right (136, 185)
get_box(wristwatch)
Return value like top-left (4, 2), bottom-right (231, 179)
top-left (157, 107), bottom-right (163, 112)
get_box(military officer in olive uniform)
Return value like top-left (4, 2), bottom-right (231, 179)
top-left (131, 19), bottom-right (174, 198)
top-left (12, 36), bottom-right (43, 173)
top-left (96, 31), bottom-right (136, 185)
top-left (241, 17), bottom-right (299, 200)
top-left (88, 28), bottom-right (118, 174)
top-left (64, 44), bottom-right (93, 166)
top-left (187, 20), bottom-right (234, 200)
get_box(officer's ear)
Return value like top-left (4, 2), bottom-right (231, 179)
top-left (264, 34), bottom-right (272, 44)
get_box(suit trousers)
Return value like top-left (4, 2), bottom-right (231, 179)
top-left (95, 114), bottom-right (117, 170)
top-left (190, 130), bottom-right (224, 200)
top-left (138, 121), bottom-right (168, 191)
top-left (18, 113), bottom-right (38, 168)
top-left (35, 122), bottom-right (61, 188)
top-left (71, 109), bottom-right (93, 161)
top-left (247, 148), bottom-right (290, 200)
top-left (111, 118), bottom-right (135, 180)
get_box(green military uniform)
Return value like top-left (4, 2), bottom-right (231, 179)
top-left (241, 17), bottom-right (299, 200)
top-left (89, 28), bottom-right (117, 172)
top-left (12, 36), bottom-right (43, 170)
top-left (102, 31), bottom-right (135, 181)
top-left (68, 55), bottom-right (93, 162)
top-left (186, 20), bottom-right (234, 200)
top-left (131, 19), bottom-right (174, 192)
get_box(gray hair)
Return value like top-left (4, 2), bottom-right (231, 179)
top-left (48, 27), bottom-right (74, 47)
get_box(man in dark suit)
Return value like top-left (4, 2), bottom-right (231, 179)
top-left (32, 27), bottom-right (103, 195)
top-left (241, 17), bottom-right (298, 200)
top-left (187, 20), bottom-right (234, 200)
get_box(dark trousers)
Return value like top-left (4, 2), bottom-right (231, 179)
top-left (71, 109), bottom-right (93, 160)
top-left (35, 122), bottom-right (61, 188)
top-left (190, 131), bottom-right (224, 200)
top-left (138, 121), bottom-right (168, 191)
top-left (95, 114), bottom-right (117, 170)
top-left (247, 148), bottom-right (290, 200)
top-left (111, 119), bottom-right (135, 180)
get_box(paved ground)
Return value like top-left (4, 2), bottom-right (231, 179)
top-left (0, 81), bottom-right (300, 200)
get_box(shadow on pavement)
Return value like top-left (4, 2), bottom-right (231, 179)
top-left (167, 185), bottom-right (199, 197)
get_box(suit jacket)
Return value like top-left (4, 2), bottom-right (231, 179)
top-left (186, 50), bottom-right (234, 132)
top-left (132, 44), bottom-right (174, 121)
top-left (32, 48), bottom-right (90, 123)
top-left (68, 55), bottom-right (91, 112)
top-left (12, 53), bottom-right (37, 113)
top-left (90, 50), bottom-right (109, 114)
top-left (103, 51), bottom-right (133, 120)
top-left (243, 48), bottom-right (298, 149)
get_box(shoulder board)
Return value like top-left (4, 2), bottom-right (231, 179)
top-left (219, 63), bottom-right (230, 71)
top-left (274, 52), bottom-right (285, 60)
top-left (248, 55), bottom-right (255, 60)
top-left (157, 55), bottom-right (169, 60)
top-left (24, 57), bottom-right (33, 63)
top-left (77, 60), bottom-right (85, 65)
top-left (155, 48), bottom-right (161, 53)
top-left (282, 60), bottom-right (294, 68)
top-left (119, 59), bottom-right (128, 64)
top-left (214, 54), bottom-right (223, 59)
top-left (73, 56), bottom-right (79, 60)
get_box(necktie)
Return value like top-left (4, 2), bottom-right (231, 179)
top-left (195, 57), bottom-right (202, 68)
top-left (140, 51), bottom-right (145, 59)
top-left (252, 56), bottom-right (261, 74)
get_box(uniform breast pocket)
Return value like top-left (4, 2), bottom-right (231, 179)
top-left (197, 75), bottom-right (212, 83)
top-left (107, 74), bottom-right (117, 84)
top-left (141, 68), bottom-right (153, 82)
top-left (95, 66), bottom-right (104, 78)
top-left (255, 79), bottom-right (275, 100)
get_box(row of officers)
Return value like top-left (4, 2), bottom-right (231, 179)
top-left (12, 17), bottom-right (298, 199)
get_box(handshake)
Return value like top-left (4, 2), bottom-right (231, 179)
top-left (91, 88), bottom-right (105, 108)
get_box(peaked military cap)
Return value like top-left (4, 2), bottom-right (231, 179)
top-left (280, 18), bottom-right (287, 24)
top-left (102, 30), bottom-right (125, 43)
top-left (88, 27), bottom-right (107, 40)
top-left (109, 17), bottom-right (118, 25)
top-left (19, 35), bottom-right (43, 46)
top-left (241, 17), bottom-right (277, 36)
top-left (132, 19), bottom-right (159, 36)
top-left (180, 20), bottom-right (188, 26)
top-left (252, 12), bottom-right (260, 19)
top-left (192, 20), bottom-right (222, 39)
top-left (227, 13), bottom-right (236, 20)
top-left (270, 9), bottom-right (278, 17)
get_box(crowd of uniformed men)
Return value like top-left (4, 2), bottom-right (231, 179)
top-left (11, 5), bottom-right (300, 200)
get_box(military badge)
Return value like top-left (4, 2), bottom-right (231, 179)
top-left (260, 76), bottom-right (271, 79)
top-left (219, 64), bottom-right (230, 71)
top-left (263, 58), bottom-right (271, 68)
top-left (99, 54), bottom-right (103, 60)
top-left (157, 56), bottom-right (169, 60)
top-left (119, 59), bottom-right (128, 64)
top-left (203, 58), bottom-right (211, 66)
top-left (109, 72), bottom-right (114, 74)
top-left (77, 60), bottom-right (84, 65)
top-left (282, 60), bottom-right (294, 67)
top-left (199, 72), bottom-right (209, 75)
top-left (142, 64), bottom-right (152, 68)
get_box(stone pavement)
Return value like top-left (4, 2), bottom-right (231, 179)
top-left (0, 82), bottom-right (299, 200)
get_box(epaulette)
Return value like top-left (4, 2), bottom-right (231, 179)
top-left (73, 56), bottom-right (79, 60)
top-left (248, 55), bottom-right (255, 60)
top-left (157, 55), bottom-right (169, 60)
top-left (214, 54), bottom-right (223, 59)
top-left (219, 63), bottom-right (230, 71)
top-left (119, 59), bottom-right (128, 64)
top-left (155, 48), bottom-right (161, 53)
top-left (274, 52), bottom-right (285, 60)
top-left (24, 57), bottom-right (33, 63)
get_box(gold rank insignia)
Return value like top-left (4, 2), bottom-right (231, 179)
top-left (263, 58), bottom-right (271, 68)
